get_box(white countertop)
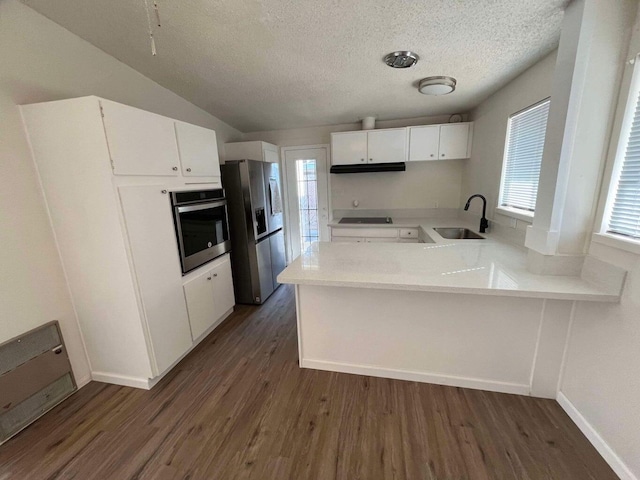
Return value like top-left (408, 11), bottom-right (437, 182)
top-left (278, 217), bottom-right (621, 302)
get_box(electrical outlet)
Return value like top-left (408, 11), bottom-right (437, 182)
top-left (509, 217), bottom-right (517, 229)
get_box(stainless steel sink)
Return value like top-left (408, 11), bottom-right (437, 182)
top-left (434, 227), bottom-right (485, 240)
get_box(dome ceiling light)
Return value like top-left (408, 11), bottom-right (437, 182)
top-left (418, 76), bottom-right (457, 95)
top-left (384, 51), bottom-right (420, 69)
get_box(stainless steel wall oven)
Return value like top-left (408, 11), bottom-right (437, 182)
top-left (171, 189), bottom-right (231, 274)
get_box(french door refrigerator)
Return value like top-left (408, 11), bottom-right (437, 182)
top-left (221, 159), bottom-right (286, 304)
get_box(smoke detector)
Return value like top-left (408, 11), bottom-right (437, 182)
top-left (384, 51), bottom-right (419, 68)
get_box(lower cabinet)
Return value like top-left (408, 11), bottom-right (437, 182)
top-left (331, 227), bottom-right (420, 243)
top-left (183, 254), bottom-right (235, 340)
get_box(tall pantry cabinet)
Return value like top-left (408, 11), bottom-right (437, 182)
top-left (21, 96), bottom-right (234, 389)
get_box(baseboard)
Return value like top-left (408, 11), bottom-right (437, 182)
top-left (75, 374), bottom-right (92, 389)
top-left (301, 359), bottom-right (530, 396)
top-left (89, 308), bottom-right (236, 391)
top-left (91, 372), bottom-right (151, 390)
top-left (557, 392), bottom-right (637, 480)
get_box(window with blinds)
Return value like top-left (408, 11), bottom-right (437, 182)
top-left (607, 84), bottom-right (640, 240)
top-left (499, 99), bottom-right (550, 214)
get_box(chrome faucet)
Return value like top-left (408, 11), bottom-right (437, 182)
top-left (464, 194), bottom-right (489, 233)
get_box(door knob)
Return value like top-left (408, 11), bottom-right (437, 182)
top-left (207, 276), bottom-right (212, 280)
top-left (213, 273), bottom-right (218, 277)
top-left (172, 166), bottom-right (178, 171)
top-left (186, 168), bottom-right (192, 172)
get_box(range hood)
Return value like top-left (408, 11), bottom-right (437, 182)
top-left (330, 162), bottom-right (406, 174)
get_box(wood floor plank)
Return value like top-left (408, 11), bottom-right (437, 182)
top-left (0, 285), bottom-right (618, 480)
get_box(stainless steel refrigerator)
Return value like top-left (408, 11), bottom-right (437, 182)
top-left (221, 159), bottom-right (286, 304)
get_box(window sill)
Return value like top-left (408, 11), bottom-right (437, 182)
top-left (592, 232), bottom-right (640, 256)
top-left (495, 206), bottom-right (534, 223)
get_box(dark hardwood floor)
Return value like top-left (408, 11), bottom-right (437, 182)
top-left (0, 285), bottom-right (617, 479)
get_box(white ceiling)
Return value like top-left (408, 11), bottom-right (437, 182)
top-left (22, 0), bottom-right (568, 132)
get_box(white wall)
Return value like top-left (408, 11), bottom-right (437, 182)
top-left (461, 51), bottom-right (557, 245)
top-left (0, 0), bottom-right (243, 383)
top-left (557, 7), bottom-right (640, 478)
top-left (244, 115), bottom-right (466, 214)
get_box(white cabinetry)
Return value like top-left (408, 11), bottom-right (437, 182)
top-left (331, 129), bottom-right (407, 165)
top-left (175, 121), bottom-right (221, 177)
top-left (21, 96), bottom-right (230, 389)
top-left (183, 254), bottom-right (235, 340)
top-left (224, 140), bottom-right (280, 163)
top-left (439, 124), bottom-right (471, 160)
top-left (367, 128), bottom-right (407, 164)
top-left (119, 185), bottom-right (193, 373)
top-left (330, 131), bottom-right (368, 165)
top-left (100, 99), bottom-right (181, 176)
top-left (330, 226), bottom-right (420, 243)
top-left (409, 123), bottom-right (472, 161)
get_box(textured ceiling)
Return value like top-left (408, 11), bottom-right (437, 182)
top-left (22, 0), bottom-right (568, 132)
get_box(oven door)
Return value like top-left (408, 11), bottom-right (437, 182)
top-left (175, 200), bottom-right (231, 274)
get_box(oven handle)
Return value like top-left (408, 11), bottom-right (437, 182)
top-left (176, 200), bottom-right (227, 214)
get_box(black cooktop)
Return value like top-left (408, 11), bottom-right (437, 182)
top-left (338, 217), bottom-right (393, 225)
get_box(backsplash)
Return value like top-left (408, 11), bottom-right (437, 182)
top-left (331, 160), bottom-right (464, 211)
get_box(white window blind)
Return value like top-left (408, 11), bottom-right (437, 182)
top-left (499, 99), bottom-right (550, 213)
top-left (607, 88), bottom-right (640, 240)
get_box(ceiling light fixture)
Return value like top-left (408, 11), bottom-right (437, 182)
top-left (384, 51), bottom-right (419, 68)
top-left (418, 76), bottom-right (457, 95)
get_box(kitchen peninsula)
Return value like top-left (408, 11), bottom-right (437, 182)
top-left (278, 218), bottom-right (625, 399)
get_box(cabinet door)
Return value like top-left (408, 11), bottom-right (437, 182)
top-left (409, 126), bottom-right (440, 161)
top-left (175, 122), bottom-right (221, 177)
top-left (367, 129), bottom-right (407, 164)
top-left (119, 185), bottom-right (193, 374)
top-left (183, 269), bottom-right (217, 340)
top-left (100, 100), bottom-right (180, 176)
top-left (439, 124), bottom-right (470, 160)
top-left (211, 256), bottom-right (235, 319)
top-left (331, 132), bottom-right (367, 165)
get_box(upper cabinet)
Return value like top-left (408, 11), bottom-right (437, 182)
top-left (439, 124), bottom-right (472, 160)
top-left (100, 100), bottom-right (181, 176)
top-left (331, 131), bottom-right (368, 165)
top-left (100, 99), bottom-right (220, 178)
top-left (224, 140), bottom-right (280, 163)
top-left (330, 123), bottom-right (471, 166)
top-left (408, 125), bottom-right (439, 161)
top-left (175, 121), bottom-right (221, 177)
top-left (367, 128), bottom-right (407, 164)
top-left (409, 123), bottom-right (472, 161)
top-left (331, 129), bottom-right (407, 165)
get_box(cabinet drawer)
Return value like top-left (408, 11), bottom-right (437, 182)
top-left (331, 227), bottom-right (398, 238)
top-left (365, 237), bottom-right (398, 243)
top-left (399, 228), bottom-right (419, 239)
top-left (332, 236), bottom-right (365, 243)
top-left (399, 238), bottom-right (419, 243)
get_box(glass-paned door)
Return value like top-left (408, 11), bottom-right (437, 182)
top-left (296, 159), bottom-right (319, 252)
top-left (283, 147), bottom-right (330, 261)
